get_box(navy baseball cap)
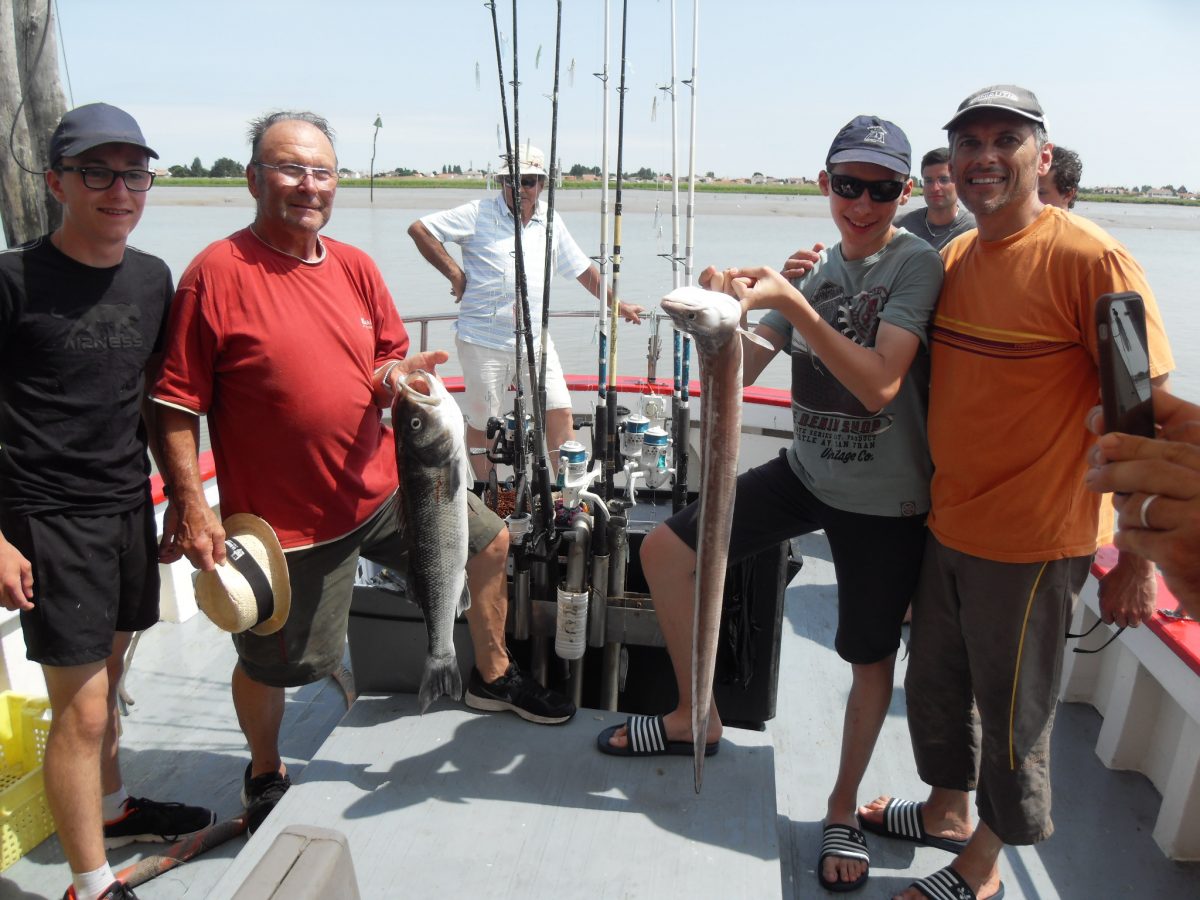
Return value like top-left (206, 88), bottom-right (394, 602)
top-left (49, 103), bottom-right (157, 167)
top-left (943, 85), bottom-right (1045, 131)
top-left (826, 116), bottom-right (911, 176)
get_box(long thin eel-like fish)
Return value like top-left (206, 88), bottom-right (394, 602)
top-left (660, 285), bottom-right (770, 792)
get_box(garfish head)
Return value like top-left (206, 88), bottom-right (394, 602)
top-left (392, 370), bottom-right (464, 467)
top-left (660, 286), bottom-right (740, 354)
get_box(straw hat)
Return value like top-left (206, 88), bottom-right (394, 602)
top-left (194, 514), bottom-right (291, 636)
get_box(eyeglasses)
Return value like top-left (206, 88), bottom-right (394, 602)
top-left (253, 162), bottom-right (338, 186)
top-left (504, 175), bottom-right (544, 189)
top-left (922, 175), bottom-right (954, 188)
top-left (1065, 618), bottom-right (1126, 654)
top-left (56, 166), bottom-right (155, 192)
top-left (829, 173), bottom-right (905, 203)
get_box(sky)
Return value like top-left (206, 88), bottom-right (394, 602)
top-left (45, 0), bottom-right (1200, 189)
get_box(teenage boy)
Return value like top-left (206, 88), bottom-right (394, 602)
top-left (597, 115), bottom-right (943, 894)
top-left (0, 103), bottom-right (214, 900)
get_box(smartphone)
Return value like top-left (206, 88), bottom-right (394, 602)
top-left (1095, 292), bottom-right (1154, 437)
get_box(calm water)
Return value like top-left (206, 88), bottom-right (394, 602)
top-left (135, 187), bottom-right (1200, 397)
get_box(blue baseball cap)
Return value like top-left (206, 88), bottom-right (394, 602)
top-left (826, 115), bottom-right (911, 177)
top-left (49, 103), bottom-right (157, 167)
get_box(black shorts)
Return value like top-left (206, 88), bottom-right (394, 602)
top-left (2, 503), bottom-right (160, 667)
top-left (665, 451), bottom-right (927, 664)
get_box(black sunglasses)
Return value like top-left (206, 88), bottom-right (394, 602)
top-left (1065, 618), bottom-right (1126, 654)
top-left (829, 173), bottom-right (906, 203)
top-left (504, 175), bottom-right (543, 189)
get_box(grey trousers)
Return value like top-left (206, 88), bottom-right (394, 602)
top-left (905, 533), bottom-right (1092, 845)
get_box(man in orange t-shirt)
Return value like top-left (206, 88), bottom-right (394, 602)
top-left (858, 85), bottom-right (1173, 900)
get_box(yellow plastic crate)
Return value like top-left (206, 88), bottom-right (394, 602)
top-left (0, 693), bottom-right (54, 870)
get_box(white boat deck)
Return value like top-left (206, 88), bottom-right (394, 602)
top-left (2, 531), bottom-right (1198, 898)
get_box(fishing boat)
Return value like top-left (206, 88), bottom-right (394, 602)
top-left (0, 308), bottom-right (1197, 898)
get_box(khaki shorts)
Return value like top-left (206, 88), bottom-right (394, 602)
top-left (233, 490), bottom-right (503, 687)
top-left (455, 335), bottom-right (571, 430)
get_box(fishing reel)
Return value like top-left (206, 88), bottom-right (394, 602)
top-left (485, 412), bottom-right (535, 467)
top-left (557, 440), bottom-right (599, 510)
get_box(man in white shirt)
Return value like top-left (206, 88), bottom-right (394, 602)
top-left (409, 145), bottom-right (642, 477)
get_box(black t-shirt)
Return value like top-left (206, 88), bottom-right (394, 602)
top-left (0, 235), bottom-right (173, 515)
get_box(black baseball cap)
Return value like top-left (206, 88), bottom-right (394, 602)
top-left (49, 103), bottom-right (157, 167)
top-left (943, 85), bottom-right (1045, 131)
top-left (826, 116), bottom-right (911, 176)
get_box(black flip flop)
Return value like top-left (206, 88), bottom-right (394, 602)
top-left (817, 822), bottom-right (869, 893)
top-left (596, 714), bottom-right (720, 757)
top-left (858, 798), bottom-right (968, 854)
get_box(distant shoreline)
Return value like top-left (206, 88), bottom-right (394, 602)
top-left (154, 177), bottom-right (1200, 208)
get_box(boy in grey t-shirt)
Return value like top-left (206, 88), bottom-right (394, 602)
top-left (597, 115), bottom-right (942, 895)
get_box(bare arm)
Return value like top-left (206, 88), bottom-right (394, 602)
top-left (408, 220), bottom-right (467, 300)
top-left (156, 404), bottom-right (225, 571)
top-left (730, 266), bottom-right (920, 412)
top-left (575, 263), bottom-right (644, 323)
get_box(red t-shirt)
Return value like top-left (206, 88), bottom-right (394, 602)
top-left (154, 228), bottom-right (409, 548)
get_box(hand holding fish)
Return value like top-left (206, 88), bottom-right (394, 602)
top-left (398, 349), bottom-right (450, 382)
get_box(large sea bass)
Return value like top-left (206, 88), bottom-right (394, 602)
top-left (392, 369), bottom-right (472, 713)
top-left (660, 285), bottom-right (768, 791)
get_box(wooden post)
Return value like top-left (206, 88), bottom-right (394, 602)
top-left (0, 0), bottom-right (66, 247)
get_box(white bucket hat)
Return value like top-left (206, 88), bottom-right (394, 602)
top-left (497, 144), bottom-right (548, 178)
top-left (194, 514), bottom-right (291, 636)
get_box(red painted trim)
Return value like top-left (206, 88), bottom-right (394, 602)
top-left (1092, 544), bottom-right (1199, 677)
top-left (150, 450), bottom-right (216, 506)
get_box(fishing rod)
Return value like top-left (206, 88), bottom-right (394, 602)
top-left (604, 0), bottom-right (630, 501)
top-left (535, 0), bottom-right (565, 538)
top-left (663, 0), bottom-right (684, 506)
top-left (593, 0), bottom-right (612, 469)
top-left (673, 0), bottom-right (700, 512)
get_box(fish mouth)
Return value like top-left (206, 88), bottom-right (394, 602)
top-left (397, 370), bottom-right (441, 405)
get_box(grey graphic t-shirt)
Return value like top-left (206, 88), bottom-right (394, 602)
top-left (760, 230), bottom-right (942, 517)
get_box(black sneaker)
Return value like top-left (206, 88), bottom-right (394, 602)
top-left (240, 763), bottom-right (291, 835)
top-left (464, 664), bottom-right (576, 724)
top-left (63, 879), bottom-right (139, 898)
top-left (102, 796), bottom-right (215, 848)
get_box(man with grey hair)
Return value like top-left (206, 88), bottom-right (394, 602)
top-left (409, 144), bottom-right (644, 479)
top-left (857, 85), bottom-right (1173, 900)
top-left (154, 111), bottom-right (574, 837)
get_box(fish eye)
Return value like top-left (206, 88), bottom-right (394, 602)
top-left (409, 417), bottom-right (422, 430)
top-left (687, 311), bottom-right (697, 320)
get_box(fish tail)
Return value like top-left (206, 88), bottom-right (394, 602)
top-left (417, 654), bottom-right (463, 713)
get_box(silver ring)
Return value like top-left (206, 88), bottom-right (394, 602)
top-left (1139, 493), bottom-right (1159, 529)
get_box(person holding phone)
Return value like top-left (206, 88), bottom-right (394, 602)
top-left (856, 85), bottom-right (1174, 900)
top-left (1086, 388), bottom-right (1200, 620)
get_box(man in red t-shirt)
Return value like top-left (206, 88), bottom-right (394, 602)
top-left (154, 112), bottom-right (575, 836)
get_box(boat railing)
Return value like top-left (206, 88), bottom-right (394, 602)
top-left (405, 308), bottom-right (623, 355)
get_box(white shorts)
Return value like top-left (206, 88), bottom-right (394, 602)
top-left (455, 335), bottom-right (572, 430)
